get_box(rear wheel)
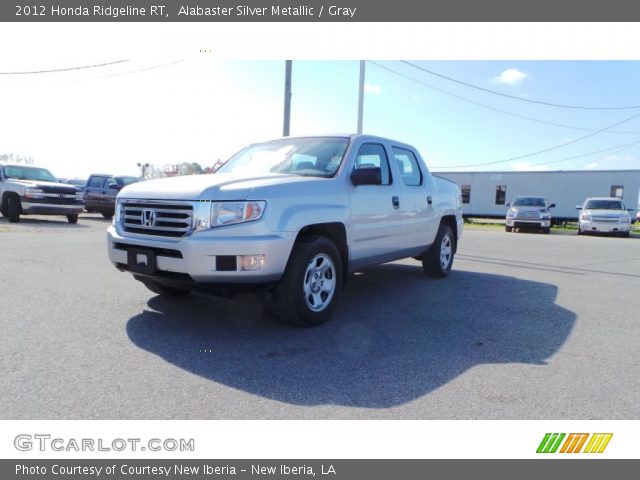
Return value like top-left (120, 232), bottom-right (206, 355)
top-left (542, 227), bottom-right (550, 234)
top-left (273, 236), bottom-right (343, 327)
top-left (101, 212), bottom-right (113, 219)
top-left (140, 279), bottom-right (190, 297)
top-left (67, 214), bottom-right (78, 224)
top-left (423, 224), bottom-right (455, 278)
top-left (7, 196), bottom-right (21, 223)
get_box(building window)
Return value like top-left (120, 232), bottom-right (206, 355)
top-left (611, 185), bottom-right (624, 199)
top-left (461, 185), bottom-right (471, 204)
top-left (495, 185), bottom-right (506, 205)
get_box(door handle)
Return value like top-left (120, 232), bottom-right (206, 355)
top-left (392, 196), bottom-right (400, 209)
top-left (427, 196), bottom-right (433, 205)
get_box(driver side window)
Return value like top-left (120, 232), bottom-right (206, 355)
top-left (354, 143), bottom-right (391, 185)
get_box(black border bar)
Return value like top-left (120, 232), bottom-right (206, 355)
top-left (4, 0), bottom-right (640, 22)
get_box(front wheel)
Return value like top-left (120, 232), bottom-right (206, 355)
top-left (505, 226), bottom-right (512, 232)
top-left (67, 214), bottom-right (78, 224)
top-left (542, 227), bottom-right (550, 234)
top-left (423, 224), bottom-right (455, 278)
top-left (7, 196), bottom-right (21, 223)
top-left (274, 236), bottom-right (343, 327)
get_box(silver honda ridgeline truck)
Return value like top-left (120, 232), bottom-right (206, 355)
top-left (107, 135), bottom-right (463, 326)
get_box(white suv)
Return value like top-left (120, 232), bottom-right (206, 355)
top-left (576, 197), bottom-right (633, 237)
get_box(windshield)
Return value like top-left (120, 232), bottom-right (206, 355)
top-left (585, 199), bottom-right (624, 210)
top-left (3, 165), bottom-right (58, 183)
top-left (218, 137), bottom-right (350, 178)
top-left (512, 197), bottom-right (546, 207)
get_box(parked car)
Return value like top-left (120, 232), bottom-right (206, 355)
top-left (107, 134), bottom-right (463, 327)
top-left (84, 174), bottom-right (139, 219)
top-left (0, 164), bottom-right (84, 223)
top-left (505, 196), bottom-right (555, 234)
top-left (576, 197), bottom-right (633, 237)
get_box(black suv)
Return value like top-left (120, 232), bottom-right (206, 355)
top-left (84, 174), bottom-right (139, 219)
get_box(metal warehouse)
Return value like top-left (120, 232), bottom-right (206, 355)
top-left (434, 170), bottom-right (640, 220)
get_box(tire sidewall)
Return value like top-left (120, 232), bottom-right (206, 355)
top-left (277, 237), bottom-right (343, 327)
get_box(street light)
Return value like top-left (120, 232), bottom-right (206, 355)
top-left (136, 162), bottom-right (150, 179)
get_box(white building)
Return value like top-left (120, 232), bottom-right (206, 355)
top-left (434, 170), bottom-right (640, 220)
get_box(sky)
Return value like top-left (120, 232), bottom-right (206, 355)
top-left (2, 58), bottom-right (640, 179)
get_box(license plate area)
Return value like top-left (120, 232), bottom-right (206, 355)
top-left (127, 248), bottom-right (157, 275)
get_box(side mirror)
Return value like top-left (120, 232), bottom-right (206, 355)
top-left (548, 203), bottom-right (556, 208)
top-left (351, 167), bottom-right (382, 186)
top-left (575, 205), bottom-right (582, 210)
top-left (627, 208), bottom-right (635, 212)
top-left (108, 184), bottom-right (122, 191)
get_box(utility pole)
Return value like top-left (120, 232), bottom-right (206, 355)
top-left (357, 60), bottom-right (365, 134)
top-left (283, 60), bottom-right (292, 137)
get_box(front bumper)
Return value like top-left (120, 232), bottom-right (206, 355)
top-left (21, 202), bottom-right (84, 215)
top-left (579, 220), bottom-right (630, 233)
top-left (107, 225), bottom-right (296, 284)
top-left (506, 218), bottom-right (551, 228)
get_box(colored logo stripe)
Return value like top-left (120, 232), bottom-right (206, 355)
top-left (537, 433), bottom-right (566, 453)
top-left (560, 433), bottom-right (589, 453)
top-left (583, 433), bottom-right (613, 453)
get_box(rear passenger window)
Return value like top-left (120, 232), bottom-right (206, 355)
top-left (392, 147), bottom-right (422, 186)
top-left (354, 143), bottom-right (391, 185)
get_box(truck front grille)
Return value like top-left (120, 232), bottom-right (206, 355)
top-left (121, 201), bottom-right (193, 238)
top-left (515, 210), bottom-right (541, 220)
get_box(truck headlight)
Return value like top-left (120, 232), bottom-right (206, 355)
top-left (581, 213), bottom-right (592, 221)
top-left (24, 188), bottom-right (44, 199)
top-left (506, 208), bottom-right (517, 218)
top-left (541, 211), bottom-right (551, 219)
top-left (619, 215), bottom-right (630, 224)
top-left (210, 201), bottom-right (266, 227)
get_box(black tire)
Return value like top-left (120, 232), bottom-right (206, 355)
top-left (140, 279), bottom-right (190, 297)
top-left (577, 225), bottom-right (583, 235)
top-left (273, 236), bottom-right (343, 327)
top-left (7, 196), bottom-right (21, 223)
top-left (505, 226), bottom-right (512, 232)
top-left (622, 231), bottom-right (630, 238)
top-left (101, 212), bottom-right (114, 219)
top-left (423, 224), bottom-right (455, 278)
top-left (67, 214), bottom-right (79, 224)
top-left (542, 227), bottom-right (551, 234)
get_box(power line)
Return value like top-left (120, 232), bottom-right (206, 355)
top-left (506, 139), bottom-right (640, 170)
top-left (401, 61), bottom-right (640, 110)
top-left (93, 59), bottom-right (185, 79)
top-left (433, 111), bottom-right (640, 169)
top-left (0, 60), bottom-right (129, 75)
top-left (369, 61), bottom-right (640, 135)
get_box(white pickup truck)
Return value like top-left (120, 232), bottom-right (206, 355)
top-left (107, 135), bottom-right (463, 326)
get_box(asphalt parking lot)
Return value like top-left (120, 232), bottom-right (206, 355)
top-left (1, 215), bottom-right (639, 419)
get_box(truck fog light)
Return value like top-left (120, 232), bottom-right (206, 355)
top-left (240, 254), bottom-right (265, 271)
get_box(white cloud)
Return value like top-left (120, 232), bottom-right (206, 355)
top-left (491, 68), bottom-right (528, 87)
top-left (583, 154), bottom-right (639, 170)
top-left (364, 83), bottom-right (382, 94)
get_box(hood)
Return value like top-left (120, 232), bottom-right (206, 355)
top-left (10, 179), bottom-right (80, 193)
top-left (511, 205), bottom-right (548, 212)
top-left (118, 172), bottom-right (330, 201)
top-left (584, 209), bottom-right (627, 217)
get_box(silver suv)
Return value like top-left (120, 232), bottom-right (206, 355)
top-left (505, 196), bottom-right (555, 234)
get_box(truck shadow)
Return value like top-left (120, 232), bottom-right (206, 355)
top-left (126, 265), bottom-right (576, 409)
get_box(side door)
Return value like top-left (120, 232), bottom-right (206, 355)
top-left (84, 175), bottom-right (106, 211)
top-left (391, 146), bottom-right (437, 249)
top-left (348, 142), bottom-right (402, 265)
